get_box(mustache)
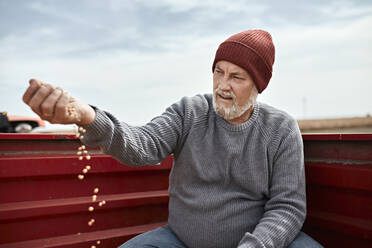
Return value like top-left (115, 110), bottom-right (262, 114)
top-left (214, 87), bottom-right (236, 101)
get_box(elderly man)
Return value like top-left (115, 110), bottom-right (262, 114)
top-left (23, 30), bottom-right (323, 248)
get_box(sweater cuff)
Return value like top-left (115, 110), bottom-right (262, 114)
top-left (237, 232), bottom-right (265, 248)
top-left (79, 106), bottom-right (113, 145)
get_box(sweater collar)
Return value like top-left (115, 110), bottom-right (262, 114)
top-left (214, 102), bottom-right (260, 131)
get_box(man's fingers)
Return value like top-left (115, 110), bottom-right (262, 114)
top-left (54, 90), bottom-right (72, 118)
top-left (28, 84), bottom-right (54, 116)
top-left (22, 79), bottom-right (43, 104)
top-left (23, 79), bottom-right (74, 124)
top-left (40, 87), bottom-right (63, 117)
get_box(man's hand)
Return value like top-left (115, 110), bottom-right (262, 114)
top-left (22, 79), bottom-right (96, 125)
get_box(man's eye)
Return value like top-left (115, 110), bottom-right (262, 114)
top-left (233, 76), bottom-right (243, 80)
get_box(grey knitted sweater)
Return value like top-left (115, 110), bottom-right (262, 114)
top-left (82, 94), bottom-right (306, 248)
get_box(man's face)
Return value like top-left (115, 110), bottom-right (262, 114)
top-left (213, 60), bottom-right (258, 123)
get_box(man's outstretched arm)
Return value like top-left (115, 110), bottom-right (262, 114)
top-left (79, 101), bottom-right (185, 166)
top-left (23, 78), bottom-right (185, 166)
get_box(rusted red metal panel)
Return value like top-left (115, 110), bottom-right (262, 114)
top-left (1, 133), bottom-right (371, 247)
top-left (302, 133), bottom-right (372, 248)
top-left (0, 222), bottom-right (167, 248)
top-left (0, 156), bottom-right (172, 178)
top-left (302, 133), bottom-right (372, 141)
top-left (0, 133), bottom-right (76, 140)
top-left (0, 134), bottom-right (171, 247)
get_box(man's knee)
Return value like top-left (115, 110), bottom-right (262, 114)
top-left (117, 226), bottom-right (186, 248)
top-left (118, 242), bottom-right (154, 248)
top-left (117, 232), bottom-right (156, 248)
top-left (288, 232), bottom-right (324, 248)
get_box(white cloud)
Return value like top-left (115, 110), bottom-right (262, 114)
top-left (135, 0), bottom-right (266, 13)
top-left (1, 0), bottom-right (372, 124)
top-left (0, 31), bottom-right (219, 124)
top-left (260, 14), bottom-right (372, 119)
top-left (319, 0), bottom-right (372, 18)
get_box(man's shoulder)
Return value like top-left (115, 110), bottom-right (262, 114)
top-left (257, 102), bottom-right (299, 134)
top-left (176, 94), bottom-right (212, 114)
top-left (166, 94), bottom-right (212, 127)
top-left (180, 93), bottom-right (212, 105)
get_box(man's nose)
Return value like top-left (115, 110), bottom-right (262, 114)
top-left (219, 77), bottom-right (231, 91)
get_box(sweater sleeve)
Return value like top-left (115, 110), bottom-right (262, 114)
top-left (79, 101), bottom-right (185, 167)
top-left (237, 129), bottom-right (306, 248)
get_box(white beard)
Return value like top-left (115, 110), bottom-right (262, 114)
top-left (213, 86), bottom-right (258, 121)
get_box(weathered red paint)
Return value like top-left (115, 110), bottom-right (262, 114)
top-left (302, 133), bottom-right (372, 141)
top-left (302, 133), bottom-right (372, 248)
top-left (0, 134), bottom-right (171, 247)
top-left (0, 133), bottom-right (76, 140)
top-left (0, 133), bottom-right (371, 247)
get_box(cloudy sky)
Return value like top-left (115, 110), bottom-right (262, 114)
top-left (1, 0), bottom-right (371, 127)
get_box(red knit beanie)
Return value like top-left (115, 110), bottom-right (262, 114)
top-left (212, 30), bottom-right (275, 93)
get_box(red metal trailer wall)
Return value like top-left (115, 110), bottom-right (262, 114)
top-left (0, 134), bottom-right (171, 248)
top-left (0, 133), bottom-right (371, 247)
top-left (302, 134), bottom-right (372, 248)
